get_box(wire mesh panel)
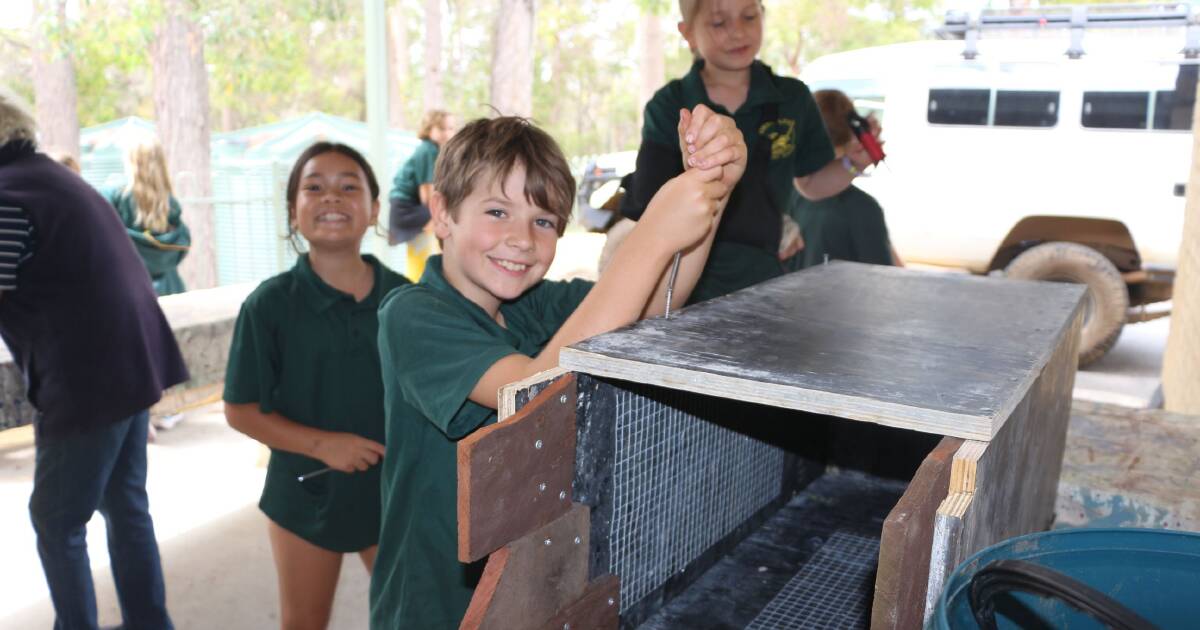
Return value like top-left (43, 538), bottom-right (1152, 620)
top-left (745, 531), bottom-right (880, 630)
top-left (608, 385), bottom-right (787, 615)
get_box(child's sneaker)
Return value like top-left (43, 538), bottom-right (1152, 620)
top-left (153, 413), bottom-right (185, 431)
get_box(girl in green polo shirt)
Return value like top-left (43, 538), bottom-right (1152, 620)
top-left (105, 140), bottom-right (191, 296)
top-left (624, 0), bottom-right (882, 301)
top-left (224, 142), bottom-right (410, 629)
top-left (787, 89), bottom-right (903, 270)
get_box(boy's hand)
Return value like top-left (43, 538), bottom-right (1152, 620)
top-left (641, 165), bottom-right (728, 254)
top-left (314, 432), bottom-right (386, 473)
top-left (678, 105), bottom-right (748, 191)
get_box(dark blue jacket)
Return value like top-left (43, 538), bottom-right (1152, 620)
top-left (0, 141), bottom-right (188, 436)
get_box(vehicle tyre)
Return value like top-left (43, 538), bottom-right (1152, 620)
top-left (1005, 242), bottom-right (1128, 367)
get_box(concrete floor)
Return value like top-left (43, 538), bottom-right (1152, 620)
top-left (0, 405), bottom-right (371, 630)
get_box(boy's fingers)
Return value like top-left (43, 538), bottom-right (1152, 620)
top-left (687, 164), bottom-right (723, 183)
top-left (690, 114), bottom-right (724, 151)
top-left (684, 106), bottom-right (715, 145)
top-left (688, 133), bottom-right (730, 167)
top-left (366, 439), bottom-right (387, 456)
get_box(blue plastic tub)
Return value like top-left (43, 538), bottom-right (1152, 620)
top-left (932, 528), bottom-right (1200, 629)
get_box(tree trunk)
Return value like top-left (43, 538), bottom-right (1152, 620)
top-left (424, 0), bottom-right (444, 112)
top-left (30, 0), bottom-right (79, 159)
top-left (490, 0), bottom-right (535, 117)
top-left (152, 0), bottom-right (216, 290)
top-left (1162, 83), bottom-right (1200, 414)
top-left (637, 10), bottom-right (665, 128)
top-left (387, 6), bottom-right (410, 129)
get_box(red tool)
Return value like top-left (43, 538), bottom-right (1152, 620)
top-left (847, 111), bottom-right (886, 165)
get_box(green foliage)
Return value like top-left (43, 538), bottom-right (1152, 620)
top-left (9, 0), bottom-right (947, 153)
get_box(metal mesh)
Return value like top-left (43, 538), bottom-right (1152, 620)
top-left (609, 386), bottom-right (786, 614)
top-left (745, 531), bottom-right (880, 630)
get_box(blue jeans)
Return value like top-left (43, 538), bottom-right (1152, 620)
top-left (29, 411), bottom-right (173, 630)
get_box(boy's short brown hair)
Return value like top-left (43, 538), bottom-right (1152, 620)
top-left (434, 116), bottom-right (574, 235)
top-left (418, 110), bottom-right (452, 141)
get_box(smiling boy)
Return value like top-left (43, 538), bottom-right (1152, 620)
top-left (368, 114), bottom-right (745, 629)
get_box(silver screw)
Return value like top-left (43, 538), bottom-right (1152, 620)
top-left (559, 490), bottom-right (567, 500)
top-left (607, 597), bottom-right (615, 606)
top-left (538, 483), bottom-right (547, 492)
top-left (544, 538), bottom-right (552, 546)
top-left (573, 536), bottom-right (581, 545)
top-left (534, 439), bottom-right (543, 449)
top-left (563, 624), bottom-right (570, 630)
top-left (559, 394), bottom-right (568, 404)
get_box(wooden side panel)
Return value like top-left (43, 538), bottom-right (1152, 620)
top-left (538, 575), bottom-right (619, 630)
top-left (460, 505), bottom-right (591, 630)
top-left (871, 436), bottom-right (962, 630)
top-left (923, 309), bottom-right (1082, 622)
top-left (498, 366), bottom-right (569, 421)
top-left (458, 376), bottom-right (578, 562)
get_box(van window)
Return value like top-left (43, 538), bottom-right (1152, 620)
top-left (1152, 64), bottom-right (1197, 131)
top-left (928, 89), bottom-right (989, 125)
top-left (994, 90), bottom-right (1059, 127)
top-left (1082, 92), bottom-right (1149, 129)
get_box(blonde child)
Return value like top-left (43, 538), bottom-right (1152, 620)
top-left (369, 111), bottom-right (745, 629)
top-left (106, 140), bottom-right (191, 295)
top-left (224, 142), bottom-right (411, 630)
top-left (622, 0), bottom-right (880, 301)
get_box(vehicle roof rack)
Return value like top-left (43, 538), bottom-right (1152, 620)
top-left (937, 3), bottom-right (1199, 60)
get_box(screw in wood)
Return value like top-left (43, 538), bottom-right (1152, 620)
top-left (607, 598), bottom-right (615, 606)
top-left (559, 394), bottom-right (567, 404)
top-left (559, 490), bottom-right (567, 500)
top-left (573, 536), bottom-right (581, 545)
top-left (535, 439), bottom-right (543, 449)
top-left (538, 482), bottom-right (547, 492)
top-left (544, 538), bottom-right (552, 546)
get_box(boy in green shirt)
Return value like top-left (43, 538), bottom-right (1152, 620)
top-left (369, 111), bottom-right (747, 629)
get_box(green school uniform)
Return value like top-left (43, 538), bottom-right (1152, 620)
top-left (223, 254), bottom-right (410, 552)
top-left (106, 188), bottom-right (191, 296)
top-left (633, 59), bottom-right (835, 301)
top-left (389, 139), bottom-right (439, 203)
top-left (786, 185), bottom-right (894, 271)
top-left (369, 255), bottom-right (593, 630)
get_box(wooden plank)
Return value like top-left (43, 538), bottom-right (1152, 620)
top-left (537, 575), bottom-right (619, 630)
top-left (871, 436), bottom-right (962, 630)
top-left (562, 263), bottom-right (1086, 441)
top-left (458, 375), bottom-right (578, 563)
top-left (1162, 93), bottom-right (1200, 413)
top-left (499, 366), bottom-right (569, 421)
top-left (922, 307), bottom-right (1082, 623)
top-left (460, 504), bottom-right (591, 630)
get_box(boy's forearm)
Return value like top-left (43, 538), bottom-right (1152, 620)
top-left (224, 402), bottom-right (332, 460)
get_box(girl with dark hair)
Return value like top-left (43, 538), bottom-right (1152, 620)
top-left (223, 142), bottom-right (411, 629)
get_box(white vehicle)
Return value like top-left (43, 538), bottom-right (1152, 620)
top-left (802, 4), bottom-right (1194, 365)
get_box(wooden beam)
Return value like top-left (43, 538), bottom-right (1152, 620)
top-left (460, 505), bottom-right (591, 630)
top-left (923, 308), bottom-right (1081, 623)
top-left (871, 436), bottom-right (962, 630)
top-left (498, 366), bottom-right (569, 421)
top-left (1163, 80), bottom-right (1200, 414)
top-left (459, 375), bottom-right (578, 562)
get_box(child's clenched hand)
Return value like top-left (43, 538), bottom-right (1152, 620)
top-left (677, 105), bottom-right (747, 191)
top-left (641, 164), bottom-right (728, 254)
top-left (314, 432), bottom-right (386, 473)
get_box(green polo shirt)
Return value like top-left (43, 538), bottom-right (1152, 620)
top-left (639, 60), bottom-right (835, 301)
top-left (370, 255), bottom-right (593, 630)
top-left (389, 139), bottom-right (439, 202)
top-left (105, 188), bottom-right (190, 295)
top-left (786, 185), bottom-right (894, 271)
top-left (223, 254), bottom-right (410, 552)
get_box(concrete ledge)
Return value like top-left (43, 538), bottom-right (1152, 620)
top-left (0, 283), bottom-right (253, 431)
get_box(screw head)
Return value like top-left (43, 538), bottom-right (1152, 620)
top-left (544, 538), bottom-right (552, 546)
top-left (607, 597), bottom-right (615, 606)
top-left (534, 439), bottom-right (543, 449)
top-left (573, 536), bottom-right (581, 545)
top-left (538, 483), bottom-right (547, 492)
top-left (559, 490), bottom-right (567, 500)
top-left (563, 624), bottom-right (570, 630)
top-left (559, 394), bottom-right (568, 404)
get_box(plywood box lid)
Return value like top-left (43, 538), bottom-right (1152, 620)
top-left (561, 262), bottom-right (1085, 442)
